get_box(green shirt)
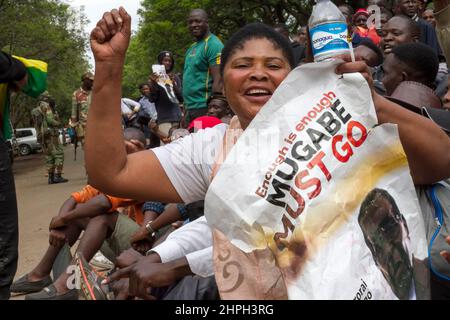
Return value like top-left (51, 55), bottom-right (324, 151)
top-left (182, 33), bottom-right (224, 110)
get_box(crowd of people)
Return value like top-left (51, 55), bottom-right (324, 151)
top-left (1, 0), bottom-right (450, 301)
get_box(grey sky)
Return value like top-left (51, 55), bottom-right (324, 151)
top-left (63, 0), bottom-right (141, 66)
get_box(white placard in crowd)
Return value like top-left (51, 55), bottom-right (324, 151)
top-left (205, 60), bottom-right (429, 300)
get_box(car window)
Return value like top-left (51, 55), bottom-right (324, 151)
top-left (16, 130), bottom-right (33, 138)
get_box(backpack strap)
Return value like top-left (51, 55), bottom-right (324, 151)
top-left (427, 184), bottom-right (450, 281)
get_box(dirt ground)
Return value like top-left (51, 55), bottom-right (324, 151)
top-left (11, 146), bottom-right (87, 298)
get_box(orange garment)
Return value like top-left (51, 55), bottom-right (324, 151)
top-left (71, 185), bottom-right (144, 225)
top-left (354, 26), bottom-right (381, 45)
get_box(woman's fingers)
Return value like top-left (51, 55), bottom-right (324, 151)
top-left (111, 8), bottom-right (123, 28)
top-left (335, 60), bottom-right (369, 75)
top-left (90, 26), bottom-right (106, 44)
top-left (103, 11), bottom-right (118, 36)
top-left (97, 18), bottom-right (112, 41)
top-left (118, 7), bottom-right (131, 36)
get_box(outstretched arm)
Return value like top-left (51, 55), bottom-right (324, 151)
top-left (85, 8), bottom-right (182, 203)
top-left (336, 60), bottom-right (450, 185)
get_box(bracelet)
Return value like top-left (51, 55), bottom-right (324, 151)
top-left (145, 220), bottom-right (156, 236)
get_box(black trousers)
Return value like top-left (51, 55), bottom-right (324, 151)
top-left (151, 275), bottom-right (219, 300)
top-left (0, 134), bottom-right (18, 300)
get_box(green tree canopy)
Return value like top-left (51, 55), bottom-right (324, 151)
top-left (122, 0), bottom-right (383, 98)
top-left (0, 0), bottom-right (90, 128)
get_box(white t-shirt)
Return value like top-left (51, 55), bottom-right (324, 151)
top-left (151, 124), bottom-right (227, 276)
top-left (121, 98), bottom-right (141, 116)
top-left (152, 123), bottom-right (227, 203)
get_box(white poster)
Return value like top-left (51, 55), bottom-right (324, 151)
top-left (205, 60), bottom-right (429, 300)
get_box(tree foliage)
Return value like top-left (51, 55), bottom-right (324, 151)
top-left (0, 0), bottom-right (89, 128)
top-left (122, 0), bottom-right (375, 98)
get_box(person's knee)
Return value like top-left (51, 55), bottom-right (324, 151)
top-left (89, 214), bottom-right (111, 229)
top-left (88, 213), bottom-right (118, 235)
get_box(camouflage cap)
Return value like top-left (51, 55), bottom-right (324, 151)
top-left (81, 72), bottom-right (94, 81)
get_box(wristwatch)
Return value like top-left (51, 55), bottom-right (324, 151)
top-left (145, 221), bottom-right (156, 237)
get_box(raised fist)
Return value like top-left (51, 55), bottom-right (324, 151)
top-left (90, 7), bottom-right (131, 63)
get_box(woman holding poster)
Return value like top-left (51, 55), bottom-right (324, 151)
top-left (83, 8), bottom-right (450, 300)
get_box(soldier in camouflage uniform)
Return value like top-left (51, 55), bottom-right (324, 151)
top-left (32, 92), bottom-right (68, 184)
top-left (71, 72), bottom-right (94, 148)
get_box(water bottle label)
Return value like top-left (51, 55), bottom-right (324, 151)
top-left (310, 22), bottom-right (350, 58)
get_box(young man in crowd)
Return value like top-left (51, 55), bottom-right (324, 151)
top-left (206, 95), bottom-right (232, 124)
top-left (393, 0), bottom-right (442, 56)
top-left (355, 38), bottom-right (384, 67)
top-left (10, 128), bottom-right (155, 300)
top-left (382, 42), bottom-right (440, 96)
top-left (274, 23), bottom-right (306, 66)
top-left (373, 15), bottom-right (421, 93)
top-left (182, 9), bottom-right (224, 124)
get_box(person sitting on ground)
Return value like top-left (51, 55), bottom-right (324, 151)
top-left (83, 8), bottom-right (450, 300)
top-left (206, 95), bottom-right (233, 124)
top-left (131, 200), bottom-right (206, 254)
top-left (10, 128), bottom-right (155, 300)
top-left (382, 42), bottom-right (440, 96)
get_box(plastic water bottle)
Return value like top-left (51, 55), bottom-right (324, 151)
top-left (308, 0), bottom-right (351, 62)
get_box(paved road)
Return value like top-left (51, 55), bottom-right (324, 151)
top-left (12, 146), bottom-right (87, 297)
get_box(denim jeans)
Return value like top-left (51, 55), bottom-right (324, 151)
top-left (0, 134), bottom-right (18, 300)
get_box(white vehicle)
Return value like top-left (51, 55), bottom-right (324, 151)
top-left (15, 127), bottom-right (41, 156)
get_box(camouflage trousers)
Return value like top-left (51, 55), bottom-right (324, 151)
top-left (75, 123), bottom-right (86, 148)
top-left (43, 136), bottom-right (64, 174)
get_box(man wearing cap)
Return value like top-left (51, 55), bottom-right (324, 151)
top-left (71, 72), bottom-right (94, 149)
top-left (183, 9), bottom-right (223, 124)
top-left (0, 51), bottom-right (29, 300)
top-left (32, 91), bottom-right (69, 184)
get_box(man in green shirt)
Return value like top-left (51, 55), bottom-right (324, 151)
top-left (182, 9), bottom-right (224, 125)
